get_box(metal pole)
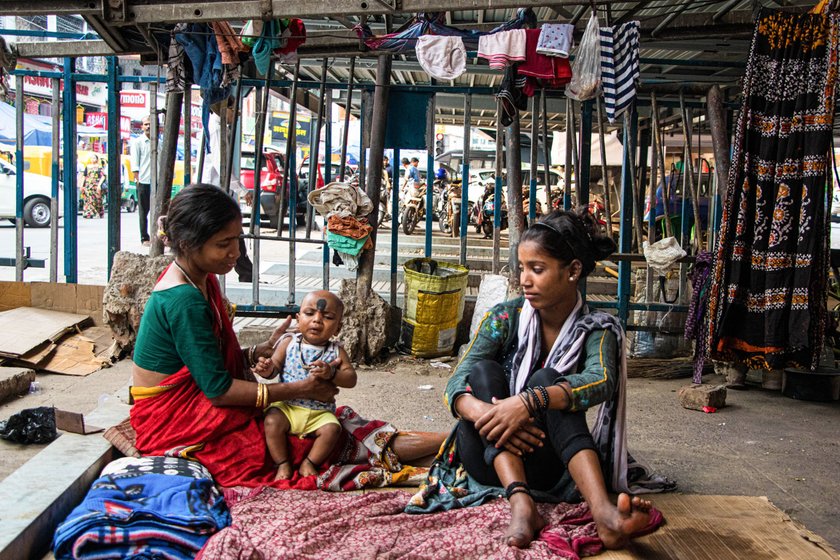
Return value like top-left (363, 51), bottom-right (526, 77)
top-left (279, 60), bottom-right (300, 237)
top-left (569, 100), bottom-right (580, 207)
top-left (196, 132), bottom-right (206, 181)
top-left (106, 56), bottom-right (121, 278)
top-left (425, 95), bottom-right (435, 258)
top-left (617, 109), bottom-right (638, 328)
top-left (223, 80), bottom-right (242, 193)
top-left (493, 96), bottom-right (503, 275)
top-left (339, 56), bottom-right (355, 182)
top-left (506, 109), bottom-right (523, 285)
top-left (707, 84), bottom-right (730, 208)
top-left (183, 83), bottom-right (191, 185)
top-left (62, 57), bottom-right (78, 283)
top-left (596, 95), bottom-right (614, 237)
top-left (323, 87), bottom-right (332, 289)
top-left (356, 54), bottom-right (391, 303)
top-left (679, 91), bottom-right (704, 253)
top-left (579, 99), bottom-right (593, 208)
top-left (541, 88), bottom-right (552, 211)
top-left (50, 78), bottom-right (60, 282)
top-left (306, 58), bottom-right (329, 239)
top-left (650, 93), bottom-right (674, 238)
top-left (251, 63), bottom-right (273, 305)
top-left (646, 109), bottom-right (658, 303)
top-left (460, 94), bottom-right (471, 264)
top-left (149, 80), bottom-right (159, 209)
top-left (564, 99), bottom-right (573, 210)
top-left (528, 93), bottom-right (538, 225)
top-left (14, 74), bottom-right (24, 281)
top-left (391, 146), bottom-right (400, 307)
top-left (149, 88), bottom-right (184, 257)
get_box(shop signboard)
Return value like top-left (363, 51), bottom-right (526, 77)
top-left (269, 111), bottom-right (312, 147)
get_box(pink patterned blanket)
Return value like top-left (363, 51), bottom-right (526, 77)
top-left (197, 488), bottom-right (620, 559)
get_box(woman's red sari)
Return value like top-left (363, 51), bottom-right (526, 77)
top-left (130, 267), bottom-right (317, 489)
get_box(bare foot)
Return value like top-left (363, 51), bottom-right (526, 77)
top-left (504, 493), bottom-right (547, 548)
top-left (595, 493), bottom-right (654, 549)
top-left (298, 457), bottom-right (320, 477)
top-left (274, 461), bottom-right (293, 480)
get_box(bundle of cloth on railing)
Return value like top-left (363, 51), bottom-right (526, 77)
top-left (308, 182), bottom-right (375, 270)
top-left (52, 456), bottom-right (230, 560)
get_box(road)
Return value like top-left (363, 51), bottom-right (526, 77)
top-left (0, 210), bottom-right (295, 285)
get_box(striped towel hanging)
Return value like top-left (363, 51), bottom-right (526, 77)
top-left (600, 21), bottom-right (640, 123)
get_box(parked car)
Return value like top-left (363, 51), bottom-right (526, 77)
top-left (240, 148), bottom-right (310, 229)
top-left (0, 159), bottom-right (60, 227)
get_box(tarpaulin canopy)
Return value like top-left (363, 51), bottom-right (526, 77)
top-left (0, 102), bottom-right (104, 148)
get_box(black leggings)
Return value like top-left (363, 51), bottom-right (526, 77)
top-left (457, 360), bottom-right (595, 491)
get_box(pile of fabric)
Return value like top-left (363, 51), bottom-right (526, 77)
top-left (52, 456), bottom-right (230, 560)
top-left (308, 182), bottom-right (374, 271)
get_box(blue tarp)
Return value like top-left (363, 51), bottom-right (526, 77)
top-left (0, 102), bottom-right (53, 146)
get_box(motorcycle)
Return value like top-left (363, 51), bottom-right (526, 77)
top-left (438, 180), bottom-right (462, 236)
top-left (473, 190), bottom-right (508, 238)
top-left (401, 183), bottom-right (426, 235)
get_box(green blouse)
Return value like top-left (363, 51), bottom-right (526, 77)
top-left (444, 296), bottom-right (618, 416)
top-left (133, 284), bottom-right (233, 399)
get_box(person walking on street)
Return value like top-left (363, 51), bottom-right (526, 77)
top-left (80, 154), bottom-right (106, 219)
top-left (131, 116), bottom-right (153, 246)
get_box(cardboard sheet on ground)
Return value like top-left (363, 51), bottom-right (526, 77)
top-left (18, 326), bottom-right (113, 376)
top-left (0, 307), bottom-right (90, 358)
top-left (597, 493), bottom-right (837, 559)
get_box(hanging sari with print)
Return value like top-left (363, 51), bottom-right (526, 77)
top-left (707, 9), bottom-right (840, 370)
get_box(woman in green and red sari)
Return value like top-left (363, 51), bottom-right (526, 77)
top-left (130, 185), bottom-right (340, 487)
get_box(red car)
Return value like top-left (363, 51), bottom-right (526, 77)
top-left (240, 149), bottom-right (291, 229)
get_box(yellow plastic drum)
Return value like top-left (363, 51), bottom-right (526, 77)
top-left (399, 258), bottom-right (469, 358)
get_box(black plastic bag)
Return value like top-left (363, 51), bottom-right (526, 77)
top-left (0, 406), bottom-right (58, 444)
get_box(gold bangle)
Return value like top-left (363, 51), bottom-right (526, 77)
top-left (255, 384), bottom-right (262, 408)
top-left (261, 384), bottom-right (269, 409)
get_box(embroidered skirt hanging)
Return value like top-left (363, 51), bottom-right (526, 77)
top-left (707, 9), bottom-right (840, 370)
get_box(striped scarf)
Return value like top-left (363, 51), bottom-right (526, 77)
top-left (599, 21), bottom-right (640, 123)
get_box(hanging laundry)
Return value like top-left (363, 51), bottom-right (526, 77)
top-left (518, 29), bottom-right (572, 88)
top-left (536, 23), bottom-right (575, 57)
top-left (165, 24), bottom-right (188, 94)
top-left (496, 65), bottom-right (528, 127)
top-left (327, 231), bottom-right (369, 256)
top-left (327, 214), bottom-right (373, 242)
top-left (706, 9), bottom-right (839, 370)
top-left (275, 19), bottom-right (306, 63)
top-left (210, 21), bottom-right (248, 87)
top-left (308, 181), bottom-right (374, 219)
top-left (686, 251), bottom-right (714, 384)
top-left (355, 10), bottom-right (536, 54)
top-left (478, 29), bottom-right (527, 69)
top-left (175, 24), bottom-right (231, 133)
top-left (415, 35), bottom-right (467, 81)
top-left (251, 20), bottom-right (281, 76)
top-left (240, 19), bottom-right (264, 49)
top-left (599, 21), bottom-right (640, 123)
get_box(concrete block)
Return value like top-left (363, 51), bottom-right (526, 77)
top-left (678, 383), bottom-right (727, 411)
top-left (0, 367), bottom-right (36, 405)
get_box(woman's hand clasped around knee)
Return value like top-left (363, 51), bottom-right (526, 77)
top-left (475, 396), bottom-right (545, 456)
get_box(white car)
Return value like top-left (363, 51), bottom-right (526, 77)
top-left (0, 159), bottom-right (58, 227)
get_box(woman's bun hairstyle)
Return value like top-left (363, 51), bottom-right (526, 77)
top-left (521, 206), bottom-right (616, 278)
top-left (166, 184), bottom-right (241, 256)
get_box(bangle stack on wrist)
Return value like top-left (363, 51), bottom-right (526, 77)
top-left (255, 383), bottom-right (269, 409)
top-left (518, 386), bottom-right (551, 419)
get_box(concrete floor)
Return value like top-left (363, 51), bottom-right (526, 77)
top-left (1, 356), bottom-right (838, 554)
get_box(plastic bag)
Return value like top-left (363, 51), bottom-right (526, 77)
top-left (0, 406), bottom-right (58, 444)
top-left (565, 12), bottom-right (601, 101)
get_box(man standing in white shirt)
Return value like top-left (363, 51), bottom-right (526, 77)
top-left (130, 116), bottom-right (152, 246)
